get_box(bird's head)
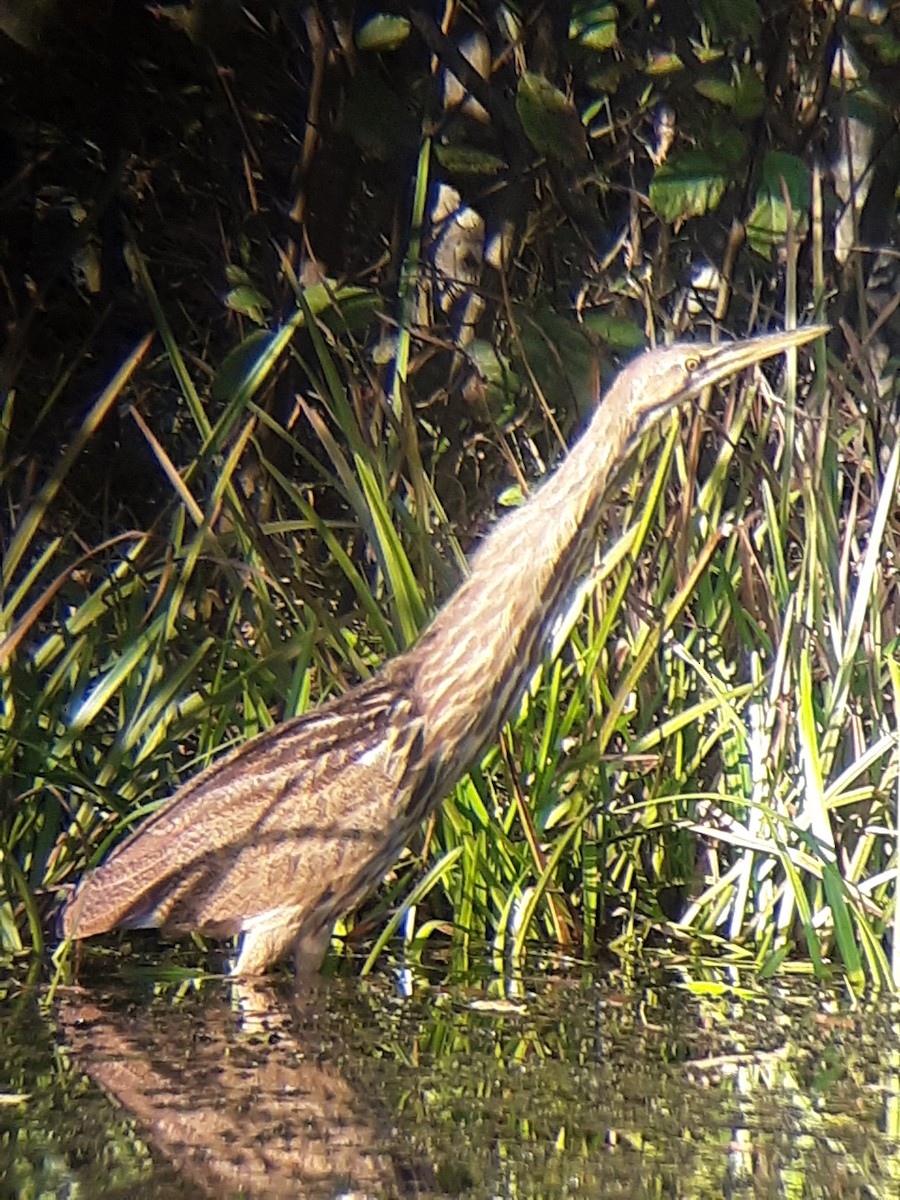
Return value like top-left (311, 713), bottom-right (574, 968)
top-left (615, 325), bottom-right (827, 433)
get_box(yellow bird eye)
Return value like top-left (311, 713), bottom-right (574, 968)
top-left (684, 354), bottom-right (701, 371)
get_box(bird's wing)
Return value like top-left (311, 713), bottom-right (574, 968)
top-left (62, 668), bottom-right (427, 939)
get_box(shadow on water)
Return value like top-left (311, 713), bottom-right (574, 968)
top-left (4, 951), bottom-right (900, 1197)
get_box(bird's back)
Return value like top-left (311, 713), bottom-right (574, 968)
top-left (62, 660), bottom-right (428, 961)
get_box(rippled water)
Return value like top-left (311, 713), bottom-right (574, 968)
top-left (3, 951), bottom-right (900, 1197)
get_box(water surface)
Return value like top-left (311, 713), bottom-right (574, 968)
top-left (3, 955), bottom-right (900, 1197)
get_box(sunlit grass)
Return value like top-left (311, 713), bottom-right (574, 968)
top-left (2, 253), bottom-right (898, 990)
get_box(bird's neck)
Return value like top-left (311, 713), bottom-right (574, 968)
top-left (406, 395), bottom-right (640, 784)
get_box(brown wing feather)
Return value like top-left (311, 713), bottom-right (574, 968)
top-left (62, 661), bottom-right (426, 943)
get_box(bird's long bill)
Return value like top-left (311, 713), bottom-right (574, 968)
top-left (681, 323), bottom-right (828, 403)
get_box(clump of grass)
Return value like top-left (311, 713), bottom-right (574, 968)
top-left (3, 260), bottom-right (895, 993)
top-left (5, 0), bottom-right (899, 993)
top-left (4, 172), bottom-right (900, 992)
top-left (9, 227), bottom-right (900, 993)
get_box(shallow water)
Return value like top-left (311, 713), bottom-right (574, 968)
top-left (3, 954), bottom-right (900, 1198)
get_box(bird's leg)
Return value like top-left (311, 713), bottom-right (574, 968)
top-left (232, 920), bottom-right (300, 977)
top-left (231, 910), bottom-right (332, 980)
top-left (292, 924), bottom-right (332, 983)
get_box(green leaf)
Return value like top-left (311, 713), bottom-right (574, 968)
top-left (732, 68), bottom-right (766, 119)
top-left (434, 144), bottom-right (508, 175)
top-left (695, 66), bottom-right (764, 119)
top-left (516, 71), bottom-right (587, 164)
top-left (211, 330), bottom-right (270, 402)
top-left (356, 13), bottom-right (410, 52)
top-left (297, 282), bottom-right (374, 326)
top-left (694, 78), bottom-right (735, 107)
top-left (746, 151), bottom-right (810, 257)
top-left (580, 24), bottom-right (617, 51)
top-left (354, 454), bottom-right (427, 646)
top-left (516, 304), bottom-right (597, 404)
top-left (224, 285), bottom-right (270, 324)
top-left (649, 150), bottom-right (729, 221)
top-left (224, 264), bottom-right (253, 287)
top-left (707, 123), bottom-right (747, 167)
top-left (645, 50), bottom-right (683, 75)
top-left (574, 9), bottom-right (617, 53)
top-left (761, 150), bottom-right (812, 205)
top-left (580, 312), bottom-right (646, 350)
top-left (822, 862), bottom-right (864, 988)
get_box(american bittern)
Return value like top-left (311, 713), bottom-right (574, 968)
top-left (61, 326), bottom-right (825, 976)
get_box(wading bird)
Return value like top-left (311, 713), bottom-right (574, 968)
top-left (61, 326), bottom-right (825, 976)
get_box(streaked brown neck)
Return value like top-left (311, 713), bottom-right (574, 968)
top-left (406, 385), bottom-right (657, 784)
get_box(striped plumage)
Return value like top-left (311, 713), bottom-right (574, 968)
top-left (62, 663), bottom-right (430, 975)
top-left (61, 326), bottom-right (825, 976)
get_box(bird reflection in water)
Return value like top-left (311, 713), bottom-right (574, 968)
top-left (58, 980), bottom-right (431, 1197)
